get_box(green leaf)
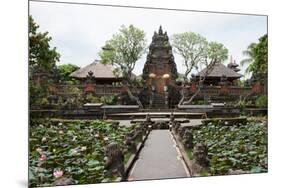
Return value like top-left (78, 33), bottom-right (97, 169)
top-left (87, 160), bottom-right (100, 166)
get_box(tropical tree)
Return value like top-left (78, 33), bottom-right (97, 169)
top-left (29, 16), bottom-right (60, 72)
top-left (241, 34), bottom-right (268, 79)
top-left (99, 25), bottom-right (147, 81)
top-left (178, 41), bottom-right (228, 105)
top-left (57, 63), bottom-right (80, 82)
top-left (171, 32), bottom-right (208, 81)
top-left (99, 25), bottom-right (147, 108)
top-left (29, 15), bottom-right (60, 105)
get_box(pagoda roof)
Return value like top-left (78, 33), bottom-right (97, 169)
top-left (196, 62), bottom-right (243, 78)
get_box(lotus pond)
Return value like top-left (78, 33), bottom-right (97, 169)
top-left (192, 118), bottom-right (268, 175)
top-left (29, 119), bottom-right (135, 187)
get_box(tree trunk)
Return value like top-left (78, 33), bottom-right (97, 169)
top-left (178, 85), bottom-right (186, 106)
top-left (178, 61), bottom-right (216, 106)
top-left (178, 69), bottom-right (191, 106)
top-left (125, 85), bottom-right (143, 109)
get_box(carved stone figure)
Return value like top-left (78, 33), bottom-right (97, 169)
top-left (145, 113), bottom-right (151, 123)
top-left (53, 177), bottom-right (74, 186)
top-left (134, 126), bottom-right (143, 139)
top-left (193, 143), bottom-right (208, 167)
top-left (178, 126), bottom-right (188, 138)
top-left (170, 112), bottom-right (175, 123)
top-left (174, 122), bottom-right (181, 133)
top-left (125, 133), bottom-right (137, 153)
top-left (182, 129), bottom-right (193, 149)
top-left (191, 143), bottom-right (209, 175)
top-left (104, 143), bottom-right (125, 179)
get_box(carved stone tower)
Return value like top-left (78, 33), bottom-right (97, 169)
top-left (142, 26), bottom-right (178, 108)
top-left (142, 26), bottom-right (178, 93)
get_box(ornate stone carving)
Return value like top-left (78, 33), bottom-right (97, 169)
top-left (145, 113), bottom-right (152, 123)
top-left (170, 112), bottom-right (175, 123)
top-left (182, 129), bottom-right (193, 149)
top-left (174, 122), bottom-right (181, 133)
top-left (178, 126), bottom-right (188, 138)
top-left (191, 143), bottom-right (209, 175)
top-left (104, 143), bottom-right (125, 179)
top-left (142, 26), bottom-right (178, 97)
top-left (53, 177), bottom-right (74, 186)
top-left (125, 133), bottom-right (137, 153)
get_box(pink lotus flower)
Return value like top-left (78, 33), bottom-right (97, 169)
top-left (39, 154), bottom-right (47, 161)
top-left (53, 169), bottom-right (64, 178)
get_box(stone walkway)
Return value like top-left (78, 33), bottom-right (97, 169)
top-left (128, 130), bottom-right (190, 181)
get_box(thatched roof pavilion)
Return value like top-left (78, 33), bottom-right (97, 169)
top-left (70, 60), bottom-right (123, 84)
top-left (195, 62), bottom-right (242, 85)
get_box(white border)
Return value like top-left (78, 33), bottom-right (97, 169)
top-left (0, 0), bottom-right (279, 188)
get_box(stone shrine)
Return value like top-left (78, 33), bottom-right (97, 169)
top-left (142, 26), bottom-right (178, 108)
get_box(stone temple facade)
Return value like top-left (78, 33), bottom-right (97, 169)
top-left (141, 26), bottom-right (179, 108)
top-left (142, 26), bottom-right (178, 94)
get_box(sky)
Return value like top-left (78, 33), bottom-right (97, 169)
top-left (29, 1), bottom-right (267, 79)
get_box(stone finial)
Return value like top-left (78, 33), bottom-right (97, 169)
top-left (146, 113), bottom-right (151, 122)
top-left (158, 25), bottom-right (163, 35)
top-left (88, 70), bottom-right (93, 77)
top-left (170, 112), bottom-right (175, 123)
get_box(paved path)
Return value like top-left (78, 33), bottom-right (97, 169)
top-left (128, 130), bottom-right (190, 181)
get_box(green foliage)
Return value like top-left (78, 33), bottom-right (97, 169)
top-left (206, 42), bottom-right (228, 64)
top-left (237, 99), bottom-right (253, 108)
top-left (171, 32), bottom-right (228, 80)
top-left (99, 25), bottom-right (147, 81)
top-left (29, 16), bottom-right (60, 72)
top-left (29, 15), bottom-right (60, 106)
top-left (29, 120), bottom-right (135, 187)
top-left (171, 32), bottom-right (208, 80)
top-left (192, 120), bottom-right (267, 175)
top-left (255, 95), bottom-right (267, 108)
top-left (57, 64), bottom-right (80, 82)
top-left (84, 94), bottom-right (117, 105)
top-left (241, 34), bottom-right (268, 78)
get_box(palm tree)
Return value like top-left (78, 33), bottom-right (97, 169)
top-left (240, 43), bottom-right (257, 74)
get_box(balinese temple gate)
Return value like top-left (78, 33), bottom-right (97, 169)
top-left (142, 26), bottom-right (178, 108)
